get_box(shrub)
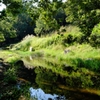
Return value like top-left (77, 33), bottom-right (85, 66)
top-left (89, 23), bottom-right (100, 47)
top-left (62, 32), bottom-right (84, 46)
top-left (4, 67), bottom-right (17, 83)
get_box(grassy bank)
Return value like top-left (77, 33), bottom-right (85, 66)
top-left (0, 50), bottom-right (32, 63)
top-left (1, 25), bottom-right (100, 70)
top-left (8, 26), bottom-right (100, 71)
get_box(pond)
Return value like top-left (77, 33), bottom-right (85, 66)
top-left (0, 55), bottom-right (100, 100)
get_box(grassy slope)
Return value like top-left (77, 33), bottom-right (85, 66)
top-left (12, 27), bottom-right (100, 60)
top-left (8, 25), bottom-right (100, 72)
top-left (1, 25), bottom-right (100, 68)
top-left (5, 26), bottom-right (98, 72)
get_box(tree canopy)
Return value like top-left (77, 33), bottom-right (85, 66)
top-left (0, 0), bottom-right (23, 16)
top-left (0, 0), bottom-right (100, 45)
top-left (26, 0), bottom-right (66, 36)
top-left (65, 0), bottom-right (100, 38)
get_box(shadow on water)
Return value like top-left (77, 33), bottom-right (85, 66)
top-left (1, 56), bottom-right (100, 100)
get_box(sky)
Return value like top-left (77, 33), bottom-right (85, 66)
top-left (62, 0), bottom-right (67, 2)
top-left (0, 2), bottom-right (6, 12)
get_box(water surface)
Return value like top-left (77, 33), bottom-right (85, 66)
top-left (20, 56), bottom-right (100, 100)
top-left (1, 55), bottom-right (100, 100)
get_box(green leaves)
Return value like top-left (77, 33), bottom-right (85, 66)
top-left (2, 0), bottom-right (23, 16)
top-left (89, 23), bottom-right (100, 47)
top-left (0, 17), bottom-right (17, 39)
top-left (28, 0), bottom-right (65, 36)
top-left (35, 14), bottom-right (58, 36)
top-left (65, 0), bottom-right (100, 38)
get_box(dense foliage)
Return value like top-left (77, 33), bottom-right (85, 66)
top-left (1, 1), bottom-right (100, 99)
top-left (65, 0), bottom-right (100, 38)
top-left (89, 23), bottom-right (100, 47)
top-left (0, 0), bottom-right (100, 46)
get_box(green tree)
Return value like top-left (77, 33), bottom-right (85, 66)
top-left (14, 13), bottom-right (34, 39)
top-left (0, 0), bottom-right (34, 43)
top-left (27, 0), bottom-right (65, 36)
top-left (35, 14), bottom-right (58, 36)
top-left (0, 17), bottom-right (17, 41)
top-left (54, 7), bottom-right (67, 26)
top-left (2, 0), bottom-right (23, 15)
top-left (65, 0), bottom-right (100, 39)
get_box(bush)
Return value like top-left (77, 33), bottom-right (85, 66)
top-left (89, 23), bottom-right (100, 47)
top-left (4, 67), bottom-right (17, 83)
top-left (62, 32), bottom-right (84, 46)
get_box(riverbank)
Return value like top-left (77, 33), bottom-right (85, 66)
top-left (0, 31), bottom-right (100, 73)
top-left (0, 25), bottom-right (100, 64)
top-left (0, 27), bottom-right (100, 99)
top-left (1, 32), bottom-right (100, 87)
top-left (9, 32), bottom-right (100, 71)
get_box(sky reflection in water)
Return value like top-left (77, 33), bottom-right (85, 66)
top-left (29, 87), bottom-right (66, 100)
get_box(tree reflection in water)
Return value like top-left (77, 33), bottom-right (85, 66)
top-left (22, 57), bottom-right (100, 100)
top-left (1, 57), bottom-right (100, 100)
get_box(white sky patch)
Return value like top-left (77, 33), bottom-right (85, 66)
top-left (51, 0), bottom-right (67, 2)
top-left (0, 2), bottom-right (6, 12)
top-left (62, 0), bottom-right (67, 2)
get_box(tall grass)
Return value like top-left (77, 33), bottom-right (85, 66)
top-left (12, 26), bottom-right (100, 60)
top-left (11, 25), bottom-right (100, 71)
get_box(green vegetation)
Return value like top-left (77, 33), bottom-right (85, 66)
top-left (0, 0), bottom-right (100, 45)
top-left (0, 0), bottom-right (100, 99)
top-left (1, 24), bottom-right (99, 72)
top-left (89, 23), bottom-right (100, 47)
top-left (9, 25), bottom-right (100, 75)
top-left (12, 26), bottom-right (100, 59)
top-left (65, 0), bottom-right (100, 38)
